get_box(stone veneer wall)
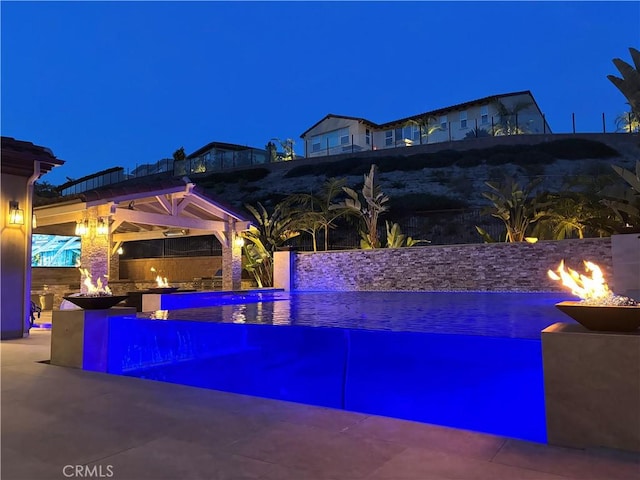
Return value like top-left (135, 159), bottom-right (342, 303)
top-left (293, 238), bottom-right (612, 292)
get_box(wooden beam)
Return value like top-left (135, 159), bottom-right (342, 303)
top-left (112, 228), bottom-right (220, 242)
top-left (111, 241), bottom-right (123, 256)
top-left (112, 208), bottom-right (227, 231)
top-left (112, 230), bottom-right (167, 242)
top-left (86, 186), bottom-right (187, 207)
top-left (155, 195), bottom-right (172, 214)
top-left (214, 231), bottom-right (228, 248)
top-left (34, 212), bottom-right (82, 227)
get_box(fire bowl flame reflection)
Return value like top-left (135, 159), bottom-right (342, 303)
top-left (63, 295), bottom-right (129, 310)
top-left (555, 301), bottom-right (640, 332)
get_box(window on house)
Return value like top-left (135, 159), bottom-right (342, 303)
top-left (460, 111), bottom-right (467, 129)
top-left (440, 116), bottom-right (447, 130)
top-left (385, 131), bottom-right (393, 146)
top-left (340, 133), bottom-right (350, 145)
top-left (480, 106), bottom-right (489, 125)
top-left (365, 129), bottom-right (370, 145)
top-left (312, 142), bottom-right (322, 153)
top-left (404, 125), bottom-right (420, 141)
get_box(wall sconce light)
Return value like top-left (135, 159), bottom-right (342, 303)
top-left (96, 217), bottom-right (109, 236)
top-left (32, 213), bottom-right (37, 228)
top-left (117, 246), bottom-right (124, 255)
top-left (75, 219), bottom-right (89, 236)
top-left (234, 236), bottom-right (245, 248)
top-left (8, 201), bottom-right (25, 225)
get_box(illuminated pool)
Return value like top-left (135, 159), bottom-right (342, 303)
top-left (108, 291), bottom-right (574, 443)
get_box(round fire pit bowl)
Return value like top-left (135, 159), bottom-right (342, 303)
top-left (555, 301), bottom-right (640, 332)
top-left (145, 287), bottom-right (180, 294)
top-left (63, 295), bottom-right (129, 310)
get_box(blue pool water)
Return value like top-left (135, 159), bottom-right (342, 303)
top-left (108, 291), bottom-right (576, 443)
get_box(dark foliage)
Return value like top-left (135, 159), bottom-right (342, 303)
top-left (389, 193), bottom-right (469, 218)
top-left (283, 139), bottom-right (619, 179)
top-left (535, 138), bottom-right (619, 159)
top-left (199, 168), bottom-right (270, 186)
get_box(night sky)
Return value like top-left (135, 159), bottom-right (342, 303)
top-left (2, 1), bottom-right (638, 185)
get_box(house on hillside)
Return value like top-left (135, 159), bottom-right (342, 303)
top-left (174, 141), bottom-right (269, 176)
top-left (58, 167), bottom-right (128, 196)
top-left (300, 90), bottom-right (552, 158)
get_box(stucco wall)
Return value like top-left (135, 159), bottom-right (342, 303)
top-left (293, 238), bottom-right (612, 292)
top-left (1, 173), bottom-right (31, 338)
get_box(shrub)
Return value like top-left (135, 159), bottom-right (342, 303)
top-left (456, 155), bottom-right (485, 168)
top-left (389, 193), bottom-right (469, 217)
top-left (201, 167), bottom-right (270, 185)
top-left (537, 139), bottom-right (619, 159)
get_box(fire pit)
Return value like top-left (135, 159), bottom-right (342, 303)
top-left (148, 267), bottom-right (178, 294)
top-left (548, 260), bottom-right (640, 332)
top-left (64, 295), bottom-right (129, 310)
top-left (65, 267), bottom-right (128, 310)
top-left (145, 287), bottom-right (180, 294)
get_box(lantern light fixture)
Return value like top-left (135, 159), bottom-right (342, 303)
top-left (96, 217), bottom-right (109, 236)
top-left (75, 219), bottom-right (89, 236)
top-left (8, 201), bottom-right (24, 225)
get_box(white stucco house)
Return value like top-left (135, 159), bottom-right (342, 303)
top-left (300, 90), bottom-right (552, 158)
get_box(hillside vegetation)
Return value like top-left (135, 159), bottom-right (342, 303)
top-left (200, 138), bottom-right (635, 211)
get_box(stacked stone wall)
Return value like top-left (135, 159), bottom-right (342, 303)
top-left (293, 238), bottom-right (612, 292)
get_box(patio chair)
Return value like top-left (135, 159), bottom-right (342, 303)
top-left (29, 300), bottom-right (42, 328)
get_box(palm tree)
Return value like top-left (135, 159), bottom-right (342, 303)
top-left (601, 161), bottom-right (640, 229)
top-left (271, 138), bottom-right (296, 161)
top-left (339, 164), bottom-right (389, 248)
top-left (608, 47), bottom-right (640, 117)
top-left (284, 178), bottom-right (352, 251)
top-left (492, 99), bottom-right (533, 136)
top-left (532, 192), bottom-right (616, 240)
top-left (615, 109), bottom-right (640, 133)
top-left (407, 115), bottom-right (443, 144)
top-left (240, 202), bottom-right (299, 287)
top-left (478, 176), bottom-right (545, 242)
top-left (464, 127), bottom-right (491, 139)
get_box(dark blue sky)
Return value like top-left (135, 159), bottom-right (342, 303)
top-left (2, 1), bottom-right (638, 186)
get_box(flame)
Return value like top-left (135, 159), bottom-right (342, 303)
top-left (150, 267), bottom-right (169, 287)
top-left (547, 260), bottom-right (610, 301)
top-left (78, 268), bottom-right (112, 296)
top-left (155, 275), bottom-right (169, 288)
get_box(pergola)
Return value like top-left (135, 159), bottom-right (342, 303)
top-left (34, 178), bottom-right (250, 291)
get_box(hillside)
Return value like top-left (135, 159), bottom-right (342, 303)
top-left (190, 134), bottom-right (639, 246)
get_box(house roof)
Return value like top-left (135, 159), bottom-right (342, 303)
top-left (187, 141), bottom-right (259, 159)
top-left (34, 177), bottom-right (250, 241)
top-left (1, 136), bottom-right (64, 177)
top-left (299, 114), bottom-right (378, 138)
top-left (300, 90), bottom-right (540, 137)
top-left (36, 176), bottom-right (246, 221)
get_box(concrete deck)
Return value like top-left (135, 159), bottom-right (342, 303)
top-left (2, 324), bottom-right (639, 480)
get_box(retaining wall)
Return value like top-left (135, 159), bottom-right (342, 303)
top-left (293, 238), bottom-right (612, 292)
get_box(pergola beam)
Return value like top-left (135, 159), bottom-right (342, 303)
top-left (112, 209), bottom-right (227, 231)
